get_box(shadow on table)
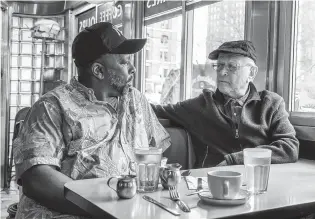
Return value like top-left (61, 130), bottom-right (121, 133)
top-left (197, 200), bottom-right (252, 219)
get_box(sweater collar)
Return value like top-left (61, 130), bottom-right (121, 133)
top-left (223, 86), bottom-right (250, 107)
top-left (213, 82), bottom-right (261, 105)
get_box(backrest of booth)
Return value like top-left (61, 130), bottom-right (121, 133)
top-left (294, 125), bottom-right (315, 160)
top-left (160, 119), bottom-right (196, 169)
top-left (161, 120), bottom-right (315, 167)
top-left (163, 127), bottom-right (195, 169)
top-left (299, 139), bottom-right (315, 160)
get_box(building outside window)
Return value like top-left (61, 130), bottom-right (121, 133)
top-left (291, 1), bottom-right (315, 112)
top-left (142, 1), bottom-right (245, 103)
top-left (188, 1), bottom-right (246, 98)
top-left (143, 16), bottom-right (181, 104)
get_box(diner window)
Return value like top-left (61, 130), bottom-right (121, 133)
top-left (187, 1), bottom-right (246, 98)
top-left (291, 1), bottom-right (315, 112)
top-left (143, 16), bottom-right (182, 104)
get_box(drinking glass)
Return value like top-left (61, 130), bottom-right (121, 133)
top-left (244, 148), bottom-right (272, 194)
top-left (134, 148), bottom-right (162, 193)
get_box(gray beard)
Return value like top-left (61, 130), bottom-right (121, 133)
top-left (108, 70), bottom-right (126, 93)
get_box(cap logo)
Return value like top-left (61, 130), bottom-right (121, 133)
top-left (112, 25), bottom-right (123, 37)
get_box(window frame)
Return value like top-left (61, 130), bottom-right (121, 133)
top-left (141, 2), bottom-right (184, 103)
top-left (140, 0), bottom-right (249, 102)
top-left (276, 1), bottom-right (315, 127)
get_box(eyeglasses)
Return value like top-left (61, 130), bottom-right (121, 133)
top-left (212, 62), bottom-right (252, 72)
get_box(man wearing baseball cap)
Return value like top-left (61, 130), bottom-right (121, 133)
top-left (152, 40), bottom-right (298, 167)
top-left (13, 22), bottom-right (171, 218)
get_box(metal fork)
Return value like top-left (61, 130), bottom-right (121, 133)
top-left (169, 187), bottom-right (191, 212)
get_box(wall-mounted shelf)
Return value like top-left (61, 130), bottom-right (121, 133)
top-left (32, 37), bottom-right (65, 95)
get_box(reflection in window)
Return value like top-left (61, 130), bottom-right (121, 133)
top-left (188, 1), bottom-right (245, 98)
top-left (143, 16), bottom-right (182, 104)
top-left (292, 1), bottom-right (315, 112)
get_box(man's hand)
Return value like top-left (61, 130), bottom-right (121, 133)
top-left (216, 160), bottom-right (227, 166)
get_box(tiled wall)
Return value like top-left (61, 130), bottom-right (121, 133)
top-left (6, 15), bottom-right (65, 185)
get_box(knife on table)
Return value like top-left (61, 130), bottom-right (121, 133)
top-left (143, 195), bottom-right (181, 216)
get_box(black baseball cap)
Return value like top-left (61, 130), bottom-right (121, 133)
top-left (72, 22), bottom-right (147, 67)
top-left (208, 40), bottom-right (257, 63)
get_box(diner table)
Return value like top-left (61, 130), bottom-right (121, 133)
top-left (64, 159), bottom-right (315, 219)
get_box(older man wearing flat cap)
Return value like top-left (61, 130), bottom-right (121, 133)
top-left (152, 40), bottom-right (299, 167)
top-left (13, 22), bottom-right (170, 219)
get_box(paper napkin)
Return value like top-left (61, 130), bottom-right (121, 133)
top-left (184, 176), bottom-right (208, 190)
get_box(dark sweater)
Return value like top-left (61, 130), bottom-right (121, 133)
top-left (152, 82), bottom-right (299, 166)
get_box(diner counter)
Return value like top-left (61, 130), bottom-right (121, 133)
top-left (64, 159), bottom-right (315, 219)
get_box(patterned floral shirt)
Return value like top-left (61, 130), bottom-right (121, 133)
top-left (13, 78), bottom-right (171, 219)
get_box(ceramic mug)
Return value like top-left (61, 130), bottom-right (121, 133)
top-left (207, 170), bottom-right (242, 199)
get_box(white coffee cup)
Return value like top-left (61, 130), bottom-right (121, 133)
top-left (207, 170), bottom-right (242, 199)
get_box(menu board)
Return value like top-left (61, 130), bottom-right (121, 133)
top-left (144, 0), bottom-right (182, 18)
top-left (97, 2), bottom-right (123, 25)
top-left (77, 7), bottom-right (97, 32)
